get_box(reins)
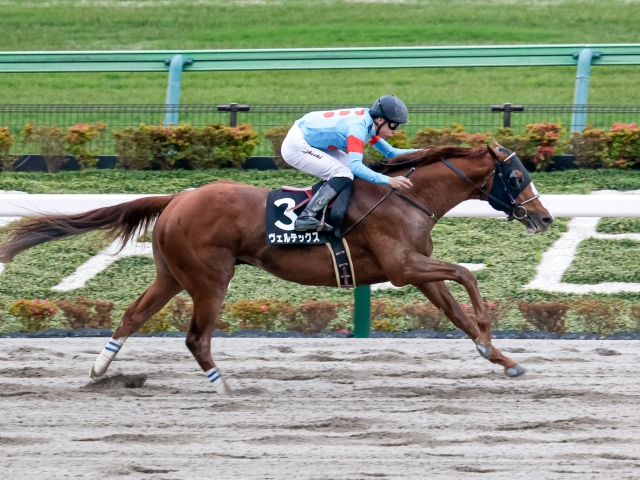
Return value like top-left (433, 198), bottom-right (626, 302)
top-left (395, 190), bottom-right (438, 220)
top-left (342, 150), bottom-right (541, 237)
top-left (341, 166), bottom-right (437, 238)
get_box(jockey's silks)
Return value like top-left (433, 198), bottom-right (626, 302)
top-left (296, 108), bottom-right (417, 185)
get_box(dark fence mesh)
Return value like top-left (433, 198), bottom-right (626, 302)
top-left (0, 103), bottom-right (639, 157)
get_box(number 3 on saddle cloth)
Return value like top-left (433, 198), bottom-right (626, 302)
top-left (265, 181), bottom-right (356, 289)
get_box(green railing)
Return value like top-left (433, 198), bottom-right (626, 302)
top-left (2, 44), bottom-right (639, 132)
top-left (1, 45), bottom-right (640, 71)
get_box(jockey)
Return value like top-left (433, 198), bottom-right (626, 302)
top-left (281, 94), bottom-right (417, 232)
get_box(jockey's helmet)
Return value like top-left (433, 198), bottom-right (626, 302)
top-left (370, 95), bottom-right (409, 124)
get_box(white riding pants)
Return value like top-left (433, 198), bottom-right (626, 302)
top-left (280, 124), bottom-right (354, 181)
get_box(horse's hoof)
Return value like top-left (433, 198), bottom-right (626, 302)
top-left (475, 343), bottom-right (492, 359)
top-left (222, 382), bottom-right (234, 396)
top-left (505, 364), bottom-right (527, 378)
top-left (89, 366), bottom-right (102, 380)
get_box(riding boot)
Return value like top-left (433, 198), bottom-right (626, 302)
top-left (295, 183), bottom-right (339, 232)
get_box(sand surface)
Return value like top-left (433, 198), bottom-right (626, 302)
top-left (1, 337), bottom-right (639, 479)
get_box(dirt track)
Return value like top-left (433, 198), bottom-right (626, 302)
top-left (1, 338), bottom-right (639, 479)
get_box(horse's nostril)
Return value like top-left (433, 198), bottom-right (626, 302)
top-left (542, 216), bottom-right (553, 225)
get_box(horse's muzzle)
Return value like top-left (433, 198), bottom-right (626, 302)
top-left (523, 211), bottom-right (554, 234)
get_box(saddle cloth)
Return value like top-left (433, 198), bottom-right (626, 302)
top-left (265, 181), bottom-right (355, 288)
top-left (265, 180), bottom-right (352, 244)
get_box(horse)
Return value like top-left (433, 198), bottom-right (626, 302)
top-left (0, 144), bottom-right (553, 393)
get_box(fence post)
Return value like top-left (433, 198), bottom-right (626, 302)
top-left (571, 48), bottom-right (600, 132)
top-left (353, 285), bottom-right (371, 338)
top-left (217, 103), bottom-right (251, 126)
top-left (491, 103), bottom-right (524, 128)
top-left (163, 55), bottom-right (193, 126)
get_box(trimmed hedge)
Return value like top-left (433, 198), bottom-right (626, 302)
top-left (264, 122), bottom-right (640, 172)
top-left (114, 123), bottom-right (259, 171)
top-left (2, 122), bottom-right (260, 172)
top-left (3, 296), bottom-right (639, 336)
top-left (2, 121), bottom-right (640, 173)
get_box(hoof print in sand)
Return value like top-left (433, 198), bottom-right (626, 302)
top-left (595, 348), bottom-right (621, 356)
top-left (83, 373), bottom-right (147, 390)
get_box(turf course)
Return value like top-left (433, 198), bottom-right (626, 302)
top-left (1, 0), bottom-right (640, 104)
top-left (1, 1), bottom-right (640, 331)
top-left (2, 168), bottom-right (640, 331)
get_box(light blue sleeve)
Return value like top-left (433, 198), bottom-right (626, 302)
top-left (372, 137), bottom-right (419, 159)
top-left (346, 123), bottom-right (390, 185)
top-left (349, 152), bottom-right (390, 185)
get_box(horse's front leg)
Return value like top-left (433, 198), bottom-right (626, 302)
top-left (383, 253), bottom-right (527, 376)
top-left (417, 281), bottom-right (526, 377)
top-left (384, 253), bottom-right (491, 348)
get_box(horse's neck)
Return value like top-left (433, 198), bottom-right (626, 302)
top-left (413, 157), bottom-right (494, 219)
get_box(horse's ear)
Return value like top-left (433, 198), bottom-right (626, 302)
top-left (486, 145), bottom-right (499, 161)
top-left (493, 140), bottom-right (503, 149)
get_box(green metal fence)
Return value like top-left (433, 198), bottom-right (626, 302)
top-left (2, 44), bottom-right (640, 131)
top-left (1, 45), bottom-right (639, 72)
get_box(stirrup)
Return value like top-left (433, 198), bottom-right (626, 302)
top-left (317, 213), bottom-right (333, 232)
top-left (295, 220), bottom-right (318, 231)
top-left (295, 217), bottom-right (333, 232)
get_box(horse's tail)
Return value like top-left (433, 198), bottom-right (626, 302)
top-left (0, 194), bottom-right (177, 263)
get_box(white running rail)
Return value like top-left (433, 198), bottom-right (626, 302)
top-left (1, 193), bottom-right (640, 217)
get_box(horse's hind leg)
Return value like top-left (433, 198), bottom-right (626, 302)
top-left (170, 249), bottom-right (235, 394)
top-left (90, 268), bottom-right (182, 379)
top-left (185, 287), bottom-right (233, 394)
top-left (418, 281), bottom-right (526, 377)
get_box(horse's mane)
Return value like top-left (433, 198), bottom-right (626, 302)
top-left (370, 146), bottom-right (490, 174)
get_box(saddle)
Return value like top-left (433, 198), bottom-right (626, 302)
top-left (265, 180), bottom-right (355, 288)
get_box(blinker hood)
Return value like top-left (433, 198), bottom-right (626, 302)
top-left (488, 147), bottom-right (533, 214)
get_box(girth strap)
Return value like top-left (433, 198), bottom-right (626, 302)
top-left (326, 236), bottom-right (356, 288)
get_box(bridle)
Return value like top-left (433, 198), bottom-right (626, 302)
top-left (341, 150), bottom-right (540, 238)
top-left (442, 156), bottom-right (540, 221)
top-left (342, 152), bottom-right (540, 237)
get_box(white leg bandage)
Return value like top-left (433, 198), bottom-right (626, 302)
top-left (90, 336), bottom-right (128, 379)
top-left (205, 367), bottom-right (226, 393)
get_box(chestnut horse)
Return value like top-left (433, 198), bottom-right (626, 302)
top-left (0, 145), bottom-right (552, 391)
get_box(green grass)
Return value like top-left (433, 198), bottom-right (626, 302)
top-left (597, 217), bottom-right (640, 234)
top-left (3, 167), bottom-right (640, 194)
top-left (0, 169), bottom-right (317, 193)
top-left (0, 231), bottom-right (111, 300)
top-left (563, 238), bottom-right (640, 284)
top-left (79, 256), bottom-right (159, 306)
top-left (0, 0), bottom-right (639, 104)
top-left (1, 168), bottom-right (640, 327)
